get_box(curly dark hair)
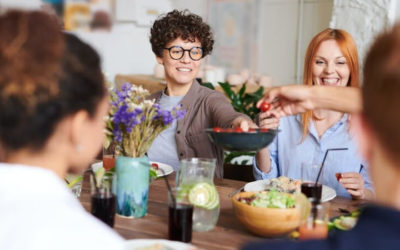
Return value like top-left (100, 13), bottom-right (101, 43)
top-left (150, 9), bottom-right (214, 58)
top-left (0, 10), bottom-right (105, 152)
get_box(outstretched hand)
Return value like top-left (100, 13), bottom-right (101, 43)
top-left (256, 85), bottom-right (315, 118)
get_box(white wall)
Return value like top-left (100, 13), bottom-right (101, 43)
top-left (0, 0), bottom-right (41, 10)
top-left (171, 0), bottom-right (208, 18)
top-left (256, 0), bottom-right (333, 85)
top-left (330, 0), bottom-right (396, 69)
top-left (73, 23), bottom-right (155, 81)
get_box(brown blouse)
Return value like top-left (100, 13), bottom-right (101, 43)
top-left (149, 80), bottom-right (248, 178)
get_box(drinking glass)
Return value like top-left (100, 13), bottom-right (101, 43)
top-left (301, 162), bottom-right (324, 200)
top-left (90, 174), bottom-right (116, 227)
top-left (177, 158), bottom-right (220, 232)
top-left (65, 169), bottom-right (85, 198)
top-left (299, 199), bottom-right (329, 240)
top-left (103, 141), bottom-right (117, 171)
top-left (168, 187), bottom-right (193, 243)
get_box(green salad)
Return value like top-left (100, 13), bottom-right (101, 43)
top-left (239, 190), bottom-right (296, 209)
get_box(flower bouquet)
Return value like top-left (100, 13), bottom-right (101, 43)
top-left (104, 82), bottom-right (185, 217)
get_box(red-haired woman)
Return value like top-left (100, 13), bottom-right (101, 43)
top-left (254, 29), bottom-right (374, 200)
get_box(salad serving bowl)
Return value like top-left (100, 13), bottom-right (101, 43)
top-left (232, 191), bottom-right (301, 237)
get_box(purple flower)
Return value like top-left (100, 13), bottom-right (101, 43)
top-left (154, 109), bottom-right (174, 125)
top-left (107, 84), bottom-right (187, 153)
top-left (171, 105), bottom-right (186, 120)
top-left (175, 109), bottom-right (186, 120)
top-left (121, 82), bottom-right (132, 92)
top-left (114, 130), bottom-right (122, 143)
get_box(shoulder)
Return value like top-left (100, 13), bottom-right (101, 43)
top-left (197, 84), bottom-right (223, 95)
top-left (15, 206), bottom-right (125, 250)
top-left (148, 91), bottom-right (163, 101)
top-left (278, 115), bottom-right (299, 129)
top-left (197, 85), bottom-right (228, 103)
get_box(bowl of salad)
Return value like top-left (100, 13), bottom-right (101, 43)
top-left (232, 190), bottom-right (304, 237)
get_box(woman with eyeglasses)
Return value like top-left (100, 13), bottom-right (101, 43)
top-left (147, 10), bottom-right (254, 178)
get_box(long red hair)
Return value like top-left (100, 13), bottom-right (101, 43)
top-left (301, 28), bottom-right (360, 140)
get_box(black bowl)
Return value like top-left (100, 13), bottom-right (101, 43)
top-left (205, 128), bottom-right (279, 152)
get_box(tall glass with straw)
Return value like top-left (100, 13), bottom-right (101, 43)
top-left (299, 148), bottom-right (348, 240)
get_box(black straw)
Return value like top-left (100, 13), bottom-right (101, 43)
top-left (159, 168), bottom-right (176, 206)
top-left (312, 147), bottom-right (348, 227)
top-left (314, 148), bottom-right (348, 187)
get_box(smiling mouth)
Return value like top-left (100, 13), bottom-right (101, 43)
top-left (177, 67), bottom-right (191, 72)
top-left (322, 78), bottom-right (340, 85)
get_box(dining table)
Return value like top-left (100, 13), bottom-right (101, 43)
top-left (79, 170), bottom-right (368, 250)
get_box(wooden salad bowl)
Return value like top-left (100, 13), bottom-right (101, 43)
top-left (232, 192), bottom-right (301, 237)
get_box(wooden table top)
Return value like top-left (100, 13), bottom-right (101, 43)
top-left (79, 172), bottom-right (367, 250)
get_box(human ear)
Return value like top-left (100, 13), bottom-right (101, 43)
top-left (156, 55), bottom-right (163, 65)
top-left (70, 110), bottom-right (91, 153)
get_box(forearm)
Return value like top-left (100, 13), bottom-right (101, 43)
top-left (311, 86), bottom-right (362, 113)
top-left (255, 147), bottom-right (271, 173)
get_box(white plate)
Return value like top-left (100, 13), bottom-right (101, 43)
top-left (244, 179), bottom-right (337, 202)
top-left (150, 161), bottom-right (174, 177)
top-left (90, 161), bottom-right (174, 177)
top-left (125, 239), bottom-right (194, 250)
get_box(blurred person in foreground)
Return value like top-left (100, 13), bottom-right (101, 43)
top-left (244, 23), bottom-right (400, 250)
top-left (146, 10), bottom-right (253, 178)
top-left (255, 28), bottom-right (373, 200)
top-left (0, 10), bottom-right (124, 249)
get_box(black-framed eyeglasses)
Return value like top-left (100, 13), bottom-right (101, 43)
top-left (164, 46), bottom-right (203, 61)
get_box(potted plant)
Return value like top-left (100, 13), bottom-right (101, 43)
top-left (201, 82), bottom-right (264, 181)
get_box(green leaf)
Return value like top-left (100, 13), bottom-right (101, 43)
top-left (218, 82), bottom-right (236, 101)
top-left (240, 159), bottom-right (249, 165)
top-left (149, 168), bottom-right (157, 179)
top-left (200, 82), bottom-right (215, 90)
top-left (224, 151), bottom-right (255, 164)
top-left (238, 83), bottom-right (246, 97)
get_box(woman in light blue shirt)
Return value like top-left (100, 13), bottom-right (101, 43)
top-left (254, 29), bottom-right (374, 200)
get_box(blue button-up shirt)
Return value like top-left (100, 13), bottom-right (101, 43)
top-left (253, 114), bottom-right (373, 198)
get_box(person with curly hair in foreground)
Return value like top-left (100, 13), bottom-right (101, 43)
top-left (147, 10), bottom-right (254, 178)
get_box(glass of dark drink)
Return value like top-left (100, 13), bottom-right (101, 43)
top-left (299, 199), bottom-right (329, 240)
top-left (103, 141), bottom-right (117, 171)
top-left (91, 174), bottom-right (116, 227)
top-left (168, 187), bottom-right (193, 243)
top-left (301, 162), bottom-right (324, 200)
top-left (301, 182), bottom-right (322, 200)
